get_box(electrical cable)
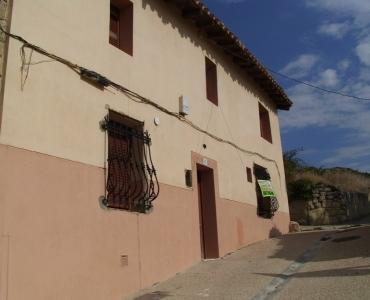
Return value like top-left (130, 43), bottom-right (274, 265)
top-left (0, 25), bottom-right (283, 174)
top-left (267, 68), bottom-right (370, 102)
top-left (220, 109), bottom-right (245, 166)
top-left (200, 105), bottom-right (214, 154)
top-left (223, 49), bottom-right (370, 102)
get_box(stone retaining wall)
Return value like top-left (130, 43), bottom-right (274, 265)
top-left (289, 183), bottom-right (370, 225)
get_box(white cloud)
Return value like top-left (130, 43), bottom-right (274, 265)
top-left (279, 65), bottom-right (370, 137)
top-left (306, 0), bottom-right (370, 26)
top-left (306, 0), bottom-right (370, 68)
top-left (280, 79), bottom-right (370, 170)
top-left (322, 144), bottom-right (370, 165)
top-left (280, 86), bottom-right (356, 129)
top-left (338, 59), bottom-right (351, 71)
top-left (280, 54), bottom-right (319, 79)
top-left (356, 40), bottom-right (370, 66)
top-left (318, 22), bottom-right (351, 39)
top-left (359, 68), bottom-right (370, 81)
top-left (306, 0), bottom-right (370, 13)
top-left (279, 64), bottom-right (370, 171)
top-left (279, 1), bottom-right (370, 170)
top-left (316, 69), bottom-right (340, 88)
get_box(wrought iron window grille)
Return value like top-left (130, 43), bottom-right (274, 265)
top-left (101, 115), bottom-right (159, 213)
top-left (254, 164), bottom-right (279, 219)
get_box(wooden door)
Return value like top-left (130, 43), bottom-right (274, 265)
top-left (197, 165), bottom-right (219, 259)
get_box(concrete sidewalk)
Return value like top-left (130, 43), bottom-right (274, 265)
top-left (273, 225), bottom-right (370, 300)
top-left (301, 214), bottom-right (370, 232)
top-left (124, 224), bottom-right (370, 300)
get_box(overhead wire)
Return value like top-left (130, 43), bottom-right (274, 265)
top-left (20, 46), bottom-right (33, 90)
top-left (267, 68), bottom-right (370, 102)
top-left (199, 104), bottom-right (214, 154)
top-left (0, 25), bottom-right (283, 173)
top-left (223, 49), bottom-right (370, 103)
top-left (225, 50), bottom-right (370, 101)
top-left (219, 108), bottom-right (245, 166)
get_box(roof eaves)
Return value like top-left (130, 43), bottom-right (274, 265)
top-left (164, 0), bottom-right (292, 110)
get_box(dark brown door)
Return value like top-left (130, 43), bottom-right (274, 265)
top-left (197, 165), bottom-right (219, 259)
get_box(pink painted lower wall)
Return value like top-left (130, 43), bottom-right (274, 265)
top-left (217, 199), bottom-right (289, 257)
top-left (0, 144), bottom-right (289, 300)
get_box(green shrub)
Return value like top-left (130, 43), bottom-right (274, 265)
top-left (288, 179), bottom-right (313, 202)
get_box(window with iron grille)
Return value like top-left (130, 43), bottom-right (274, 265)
top-left (101, 111), bottom-right (159, 213)
top-left (109, 0), bottom-right (133, 56)
top-left (254, 164), bottom-right (279, 218)
top-left (259, 103), bottom-right (272, 143)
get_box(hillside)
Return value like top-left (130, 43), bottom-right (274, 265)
top-left (295, 168), bottom-right (370, 193)
top-left (284, 150), bottom-right (370, 199)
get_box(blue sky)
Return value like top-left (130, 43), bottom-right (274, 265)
top-left (203, 0), bottom-right (370, 172)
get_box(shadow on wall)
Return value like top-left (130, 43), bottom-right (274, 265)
top-left (269, 226), bottom-right (283, 238)
top-left (141, 0), bottom-right (276, 111)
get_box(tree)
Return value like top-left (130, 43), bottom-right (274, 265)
top-left (283, 149), bottom-right (304, 183)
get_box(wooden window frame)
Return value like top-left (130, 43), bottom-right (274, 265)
top-left (259, 103), bottom-right (272, 143)
top-left (246, 167), bottom-right (253, 183)
top-left (109, 5), bottom-right (120, 48)
top-left (104, 111), bottom-right (159, 213)
top-left (109, 0), bottom-right (133, 56)
top-left (205, 57), bottom-right (218, 106)
top-left (106, 111), bottom-right (143, 212)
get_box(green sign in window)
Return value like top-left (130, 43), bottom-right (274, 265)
top-left (257, 180), bottom-right (276, 198)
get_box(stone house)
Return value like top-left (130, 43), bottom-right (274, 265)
top-left (0, 0), bottom-right (292, 299)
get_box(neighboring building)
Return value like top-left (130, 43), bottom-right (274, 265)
top-left (0, 0), bottom-right (292, 299)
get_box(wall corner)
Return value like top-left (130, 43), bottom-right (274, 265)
top-left (0, 0), bottom-right (13, 134)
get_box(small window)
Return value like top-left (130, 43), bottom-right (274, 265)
top-left (103, 111), bottom-right (159, 213)
top-left (205, 57), bottom-right (218, 105)
top-left (109, 0), bottom-right (133, 56)
top-left (185, 169), bottom-right (193, 188)
top-left (254, 164), bottom-right (278, 218)
top-left (254, 164), bottom-right (271, 218)
top-left (259, 103), bottom-right (272, 143)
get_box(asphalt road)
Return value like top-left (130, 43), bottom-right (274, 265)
top-left (125, 221), bottom-right (370, 300)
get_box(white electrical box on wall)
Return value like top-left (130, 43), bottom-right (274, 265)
top-left (179, 95), bottom-right (190, 116)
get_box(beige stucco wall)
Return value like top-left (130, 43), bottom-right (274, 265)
top-left (0, 0), bottom-right (288, 212)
